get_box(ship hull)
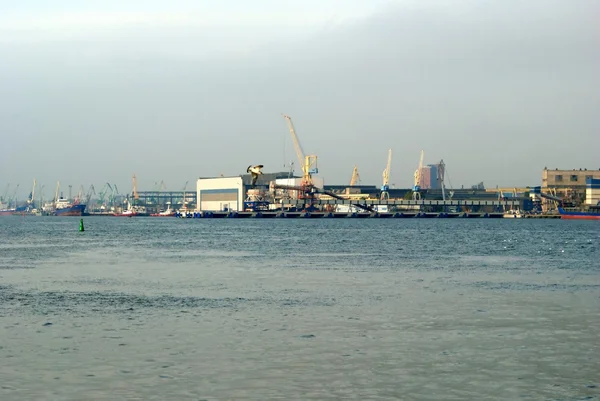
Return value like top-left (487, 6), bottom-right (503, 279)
top-left (54, 204), bottom-right (86, 216)
top-left (560, 214), bottom-right (600, 220)
top-left (558, 207), bottom-right (600, 220)
top-left (0, 206), bottom-right (27, 216)
top-left (114, 205), bottom-right (149, 217)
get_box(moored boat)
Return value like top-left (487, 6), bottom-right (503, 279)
top-left (150, 206), bottom-right (174, 217)
top-left (114, 205), bottom-right (149, 217)
top-left (54, 198), bottom-right (86, 216)
top-left (503, 209), bottom-right (524, 218)
top-left (558, 207), bottom-right (600, 220)
top-left (1, 205), bottom-right (29, 216)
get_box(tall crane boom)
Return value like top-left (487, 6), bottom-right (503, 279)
top-left (382, 149), bottom-right (392, 187)
top-left (414, 150), bottom-right (424, 190)
top-left (282, 114), bottom-right (318, 187)
top-left (29, 179), bottom-right (36, 205)
top-left (412, 150), bottom-right (425, 200)
top-left (9, 184), bottom-right (20, 205)
top-left (132, 174), bottom-right (139, 200)
top-left (1, 183), bottom-right (9, 203)
top-left (54, 181), bottom-right (60, 204)
top-left (85, 184), bottom-right (96, 206)
top-left (181, 180), bottom-right (189, 208)
top-left (283, 115), bottom-right (306, 168)
top-left (380, 149), bottom-right (392, 200)
top-left (350, 166), bottom-right (360, 186)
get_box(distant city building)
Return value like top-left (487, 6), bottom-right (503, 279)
top-left (417, 164), bottom-right (441, 190)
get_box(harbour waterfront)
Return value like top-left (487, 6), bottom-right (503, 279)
top-left (0, 217), bottom-right (599, 400)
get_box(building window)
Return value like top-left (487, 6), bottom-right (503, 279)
top-left (555, 175), bottom-right (563, 182)
top-left (570, 175), bottom-right (578, 182)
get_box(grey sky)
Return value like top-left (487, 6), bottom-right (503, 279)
top-left (1, 0), bottom-right (599, 199)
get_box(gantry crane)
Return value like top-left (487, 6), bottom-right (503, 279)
top-left (97, 183), bottom-right (111, 207)
top-left (350, 166), bottom-right (361, 186)
top-left (85, 184), bottom-right (96, 207)
top-left (111, 184), bottom-right (119, 207)
top-left (1, 183), bottom-right (9, 203)
top-left (282, 114), bottom-right (318, 188)
top-left (8, 184), bottom-right (20, 207)
top-left (132, 174), bottom-right (139, 205)
top-left (438, 159), bottom-right (446, 201)
top-left (380, 149), bottom-right (392, 200)
top-left (181, 180), bottom-right (189, 208)
top-left (28, 179), bottom-right (37, 206)
top-left (413, 150), bottom-right (424, 200)
top-left (53, 181), bottom-right (60, 204)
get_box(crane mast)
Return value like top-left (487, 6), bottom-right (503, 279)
top-left (9, 184), bottom-right (20, 206)
top-left (181, 180), bottom-right (189, 208)
top-left (380, 149), bottom-right (392, 200)
top-left (54, 181), bottom-right (60, 205)
top-left (85, 184), bottom-right (96, 206)
top-left (412, 150), bottom-right (425, 200)
top-left (1, 183), bottom-right (9, 203)
top-left (29, 179), bottom-right (36, 205)
top-left (132, 174), bottom-right (139, 200)
top-left (438, 159), bottom-right (446, 201)
top-left (282, 114), bottom-right (318, 188)
top-left (350, 166), bottom-right (360, 186)
top-left (414, 150), bottom-right (424, 189)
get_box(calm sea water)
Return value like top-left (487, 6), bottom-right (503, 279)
top-left (0, 217), bottom-right (598, 401)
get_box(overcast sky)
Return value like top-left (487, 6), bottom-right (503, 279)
top-left (1, 0), bottom-right (599, 200)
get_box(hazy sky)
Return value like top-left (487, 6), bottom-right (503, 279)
top-left (1, 0), bottom-right (599, 199)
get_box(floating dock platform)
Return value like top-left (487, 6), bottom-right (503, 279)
top-left (175, 211), bottom-right (508, 219)
top-left (175, 199), bottom-right (523, 218)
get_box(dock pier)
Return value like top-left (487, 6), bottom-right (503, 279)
top-left (175, 199), bottom-right (526, 218)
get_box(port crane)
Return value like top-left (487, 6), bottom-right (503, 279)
top-left (111, 184), bottom-right (119, 207)
top-left (132, 175), bottom-right (139, 199)
top-left (28, 179), bottom-right (37, 206)
top-left (380, 149), bottom-right (392, 200)
top-left (181, 180), bottom-right (189, 209)
top-left (412, 150), bottom-right (424, 200)
top-left (38, 184), bottom-right (45, 208)
top-left (350, 166), bottom-right (361, 186)
top-left (97, 183), bottom-right (111, 208)
top-left (275, 115), bottom-right (373, 212)
top-left (85, 185), bottom-right (96, 207)
top-left (53, 181), bottom-right (60, 205)
top-left (131, 174), bottom-right (139, 206)
top-left (282, 114), bottom-right (318, 189)
top-left (1, 183), bottom-right (9, 203)
top-left (7, 184), bottom-right (20, 207)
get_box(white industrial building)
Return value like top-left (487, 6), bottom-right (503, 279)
top-left (196, 173), bottom-right (327, 212)
top-left (586, 178), bottom-right (600, 205)
top-left (196, 177), bottom-right (245, 212)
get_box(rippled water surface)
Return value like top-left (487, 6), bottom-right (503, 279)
top-left (1, 217), bottom-right (599, 400)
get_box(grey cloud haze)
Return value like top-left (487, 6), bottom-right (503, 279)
top-left (1, 0), bottom-right (599, 198)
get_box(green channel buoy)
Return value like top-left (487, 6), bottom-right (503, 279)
top-left (79, 218), bottom-right (84, 232)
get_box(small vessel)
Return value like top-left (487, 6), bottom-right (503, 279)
top-left (114, 174), bottom-right (149, 216)
top-left (0, 198), bottom-right (28, 216)
top-left (150, 205), bottom-right (174, 217)
top-left (558, 206), bottom-right (600, 220)
top-left (54, 198), bottom-right (87, 216)
top-left (0, 208), bottom-right (16, 216)
top-left (114, 203), bottom-right (149, 217)
top-left (503, 209), bottom-right (524, 219)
